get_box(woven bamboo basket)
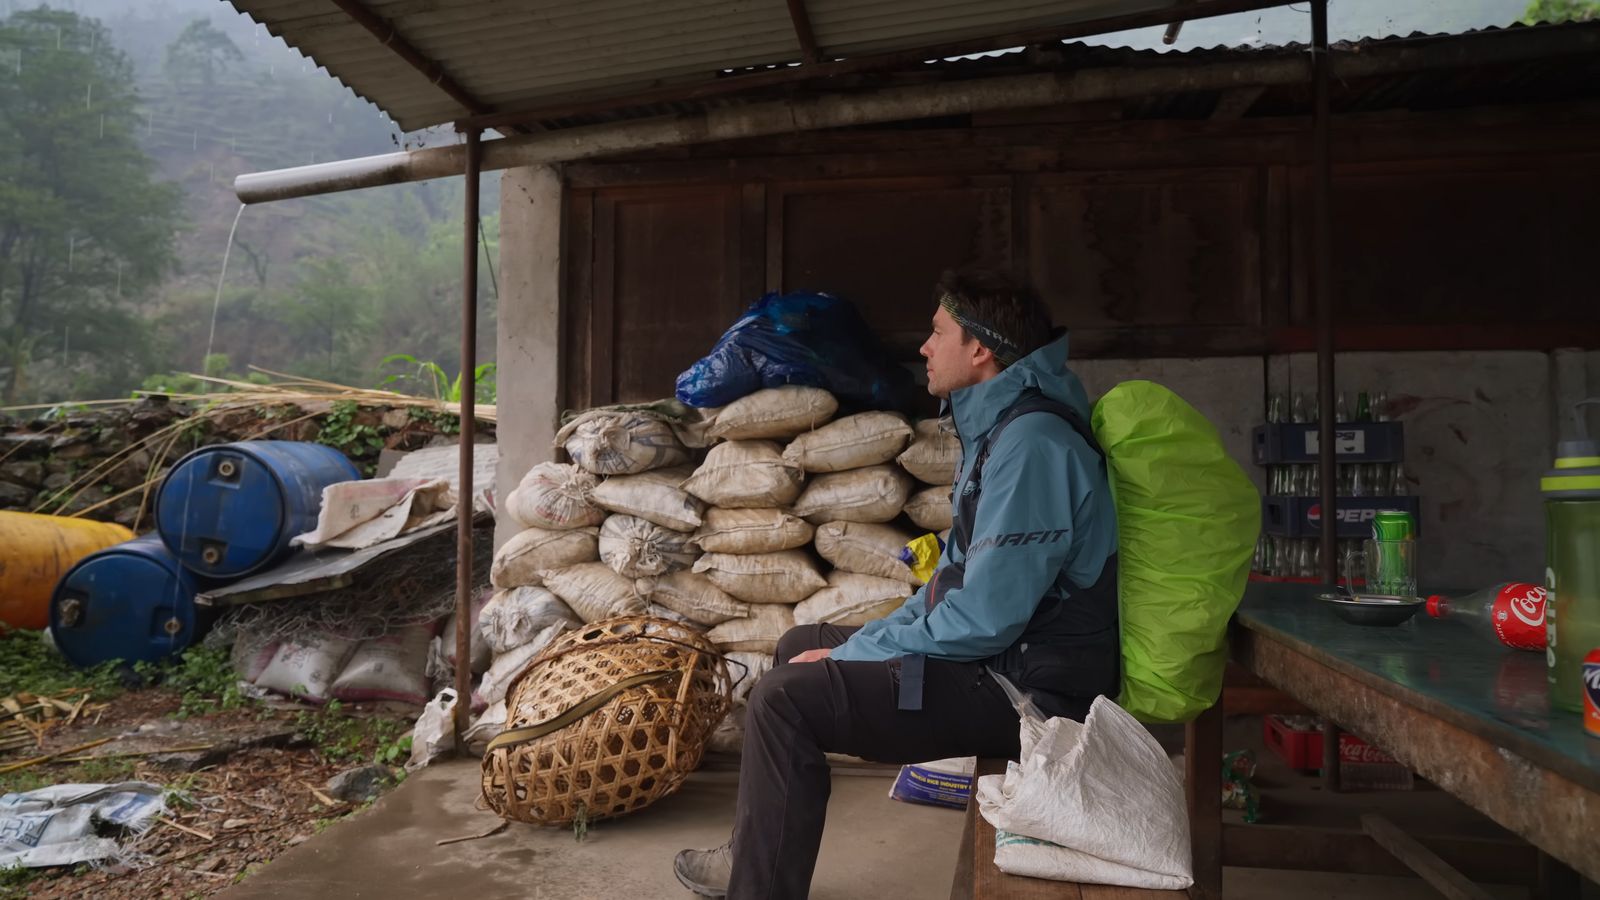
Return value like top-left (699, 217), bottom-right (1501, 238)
top-left (480, 615), bottom-right (732, 826)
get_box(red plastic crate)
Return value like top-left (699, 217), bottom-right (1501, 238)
top-left (1262, 716), bottom-right (1413, 790)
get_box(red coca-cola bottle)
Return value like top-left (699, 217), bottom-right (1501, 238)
top-left (1425, 583), bottom-right (1548, 652)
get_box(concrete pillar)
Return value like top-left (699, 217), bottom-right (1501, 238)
top-left (494, 165), bottom-right (565, 550)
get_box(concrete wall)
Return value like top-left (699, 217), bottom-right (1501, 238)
top-left (1074, 350), bottom-right (1591, 589)
top-left (494, 166), bottom-right (565, 550)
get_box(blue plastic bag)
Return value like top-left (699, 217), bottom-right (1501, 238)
top-left (675, 292), bottom-right (915, 412)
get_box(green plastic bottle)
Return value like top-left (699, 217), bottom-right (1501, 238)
top-left (1542, 400), bottom-right (1600, 714)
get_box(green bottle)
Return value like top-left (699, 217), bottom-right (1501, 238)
top-left (1541, 400), bottom-right (1600, 713)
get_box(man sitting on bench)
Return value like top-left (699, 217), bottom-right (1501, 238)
top-left (675, 268), bottom-right (1120, 900)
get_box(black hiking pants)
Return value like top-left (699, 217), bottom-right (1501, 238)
top-left (727, 624), bottom-right (1023, 900)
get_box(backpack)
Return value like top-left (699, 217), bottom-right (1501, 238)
top-left (1089, 381), bottom-right (1259, 723)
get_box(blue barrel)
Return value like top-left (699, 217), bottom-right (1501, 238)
top-left (50, 535), bottom-right (216, 667)
top-left (156, 440), bottom-right (360, 578)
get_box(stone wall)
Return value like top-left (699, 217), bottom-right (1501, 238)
top-left (0, 397), bottom-right (493, 531)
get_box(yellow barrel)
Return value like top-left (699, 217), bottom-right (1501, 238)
top-left (0, 511), bottom-right (134, 630)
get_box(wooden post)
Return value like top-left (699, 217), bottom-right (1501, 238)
top-left (1186, 701), bottom-right (1224, 900)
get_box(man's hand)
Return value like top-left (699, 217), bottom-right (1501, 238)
top-left (789, 648), bottom-right (832, 664)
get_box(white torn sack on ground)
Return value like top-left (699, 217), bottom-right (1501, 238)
top-left (976, 692), bottom-right (1193, 890)
top-left (407, 689), bottom-right (459, 772)
top-left (293, 477), bottom-right (456, 550)
top-left (0, 782), bottom-right (168, 869)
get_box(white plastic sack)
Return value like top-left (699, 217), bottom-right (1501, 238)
top-left (253, 635), bottom-right (356, 703)
top-left (791, 465), bottom-right (913, 525)
top-left (599, 514), bottom-right (699, 578)
top-left (724, 651), bottom-right (773, 705)
top-left (590, 466), bottom-right (705, 532)
top-left (782, 412), bottom-right (912, 473)
top-left (903, 485), bottom-right (954, 532)
top-left (557, 410), bottom-right (690, 475)
top-left (407, 688), bottom-right (458, 772)
top-left (438, 587), bottom-right (493, 676)
top-left (478, 586), bottom-right (583, 654)
top-left (330, 625), bottom-right (433, 705)
top-left (694, 508), bottom-right (814, 554)
top-left (708, 386), bottom-right (838, 441)
top-left (507, 463), bottom-right (605, 530)
top-left (813, 521), bottom-right (919, 584)
top-left (976, 693), bottom-right (1193, 890)
top-left (795, 572), bottom-right (911, 627)
top-left (490, 527), bottom-right (599, 588)
top-left (897, 418), bottom-right (960, 485)
top-left (693, 550), bottom-right (826, 605)
top-left (638, 571), bottom-right (750, 625)
top-left (540, 562), bottom-right (650, 622)
top-left (0, 782), bottom-right (168, 869)
top-left (463, 699), bottom-right (508, 754)
top-left (707, 603), bottom-right (795, 653)
top-left (479, 622), bottom-right (570, 705)
top-left (681, 441), bottom-right (804, 508)
top-left (708, 705), bottom-right (745, 755)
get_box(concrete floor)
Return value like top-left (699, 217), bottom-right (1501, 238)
top-left (218, 747), bottom-right (1546, 900)
top-left (218, 758), bottom-right (964, 900)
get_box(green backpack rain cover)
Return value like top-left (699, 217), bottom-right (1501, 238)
top-left (1090, 381), bottom-right (1260, 724)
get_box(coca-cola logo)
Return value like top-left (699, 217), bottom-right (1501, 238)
top-left (1338, 738), bottom-right (1397, 765)
top-left (1504, 586), bottom-right (1546, 629)
top-left (1491, 584), bottom-right (1548, 651)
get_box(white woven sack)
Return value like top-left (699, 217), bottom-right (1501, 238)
top-left (725, 651), bottom-right (774, 705)
top-left (590, 465), bottom-right (704, 532)
top-left (507, 463), bottom-right (605, 530)
top-left (557, 410), bottom-right (689, 475)
top-left (791, 465), bottom-right (913, 525)
top-left (708, 705), bottom-right (746, 754)
top-left (637, 571), bottom-right (751, 625)
top-left (538, 562), bottom-right (650, 623)
top-left (694, 508), bottom-right (814, 554)
top-left (904, 485), bottom-right (954, 532)
top-left (478, 623), bottom-right (571, 706)
top-left (681, 441), bottom-right (804, 508)
top-left (490, 527), bottom-right (599, 589)
top-left (708, 386), bottom-right (838, 441)
top-left (693, 550), bottom-right (827, 605)
top-left (795, 572), bottom-right (912, 627)
top-left (813, 521), bottom-right (919, 584)
top-left (599, 514), bottom-right (699, 578)
top-left (782, 412), bottom-right (913, 473)
top-left (976, 695), bottom-right (1193, 890)
top-left (897, 418), bottom-right (960, 485)
top-left (707, 603), bottom-right (795, 653)
top-left (477, 586), bottom-right (583, 655)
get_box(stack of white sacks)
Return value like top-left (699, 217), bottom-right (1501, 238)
top-left (470, 387), bottom-right (960, 753)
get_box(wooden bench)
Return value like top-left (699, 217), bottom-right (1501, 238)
top-left (950, 757), bottom-right (1191, 900)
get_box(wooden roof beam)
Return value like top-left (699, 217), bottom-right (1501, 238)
top-left (785, 0), bottom-right (823, 64)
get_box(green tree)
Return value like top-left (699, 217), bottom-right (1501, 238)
top-left (162, 18), bottom-right (244, 85)
top-left (1522, 0), bottom-right (1600, 23)
top-left (0, 9), bottom-right (183, 403)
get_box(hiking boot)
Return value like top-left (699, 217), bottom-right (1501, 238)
top-left (673, 842), bottom-right (732, 898)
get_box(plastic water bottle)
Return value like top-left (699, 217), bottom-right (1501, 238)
top-left (1543, 402), bottom-right (1600, 712)
top-left (1425, 583), bottom-right (1548, 652)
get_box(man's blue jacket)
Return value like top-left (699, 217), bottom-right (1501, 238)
top-left (831, 333), bottom-right (1118, 671)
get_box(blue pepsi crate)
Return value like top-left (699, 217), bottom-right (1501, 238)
top-left (1252, 422), bottom-right (1405, 465)
top-left (1261, 495), bottom-right (1422, 539)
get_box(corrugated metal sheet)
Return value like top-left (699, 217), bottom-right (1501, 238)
top-left (225, 0), bottom-right (1192, 130)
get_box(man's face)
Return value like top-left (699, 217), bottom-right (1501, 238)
top-left (920, 305), bottom-right (987, 399)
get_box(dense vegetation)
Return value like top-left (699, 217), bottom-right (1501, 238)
top-left (0, 1), bottom-right (498, 407)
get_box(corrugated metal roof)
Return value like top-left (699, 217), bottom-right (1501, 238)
top-left (225, 0), bottom-right (1209, 130)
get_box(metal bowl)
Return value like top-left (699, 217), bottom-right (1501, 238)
top-left (1316, 592), bottom-right (1425, 627)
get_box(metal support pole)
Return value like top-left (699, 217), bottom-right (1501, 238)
top-left (1312, 0), bottom-right (1341, 794)
top-left (453, 129), bottom-right (482, 750)
top-left (1312, 0), bottom-right (1336, 588)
